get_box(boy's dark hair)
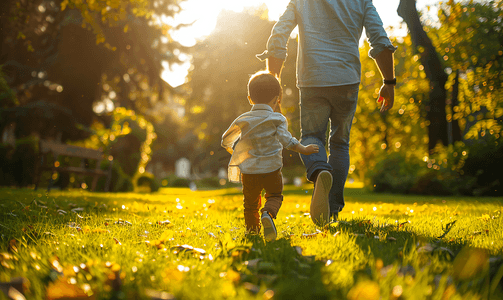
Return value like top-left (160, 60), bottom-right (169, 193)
top-left (248, 71), bottom-right (282, 104)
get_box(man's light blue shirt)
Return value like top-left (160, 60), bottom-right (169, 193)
top-left (257, 0), bottom-right (397, 87)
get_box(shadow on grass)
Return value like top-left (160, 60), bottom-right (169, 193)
top-left (329, 217), bottom-right (466, 267)
top-left (231, 235), bottom-right (333, 300)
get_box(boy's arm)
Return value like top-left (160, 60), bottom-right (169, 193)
top-left (291, 143), bottom-right (319, 155)
top-left (221, 123), bottom-right (241, 154)
top-left (276, 117), bottom-right (319, 155)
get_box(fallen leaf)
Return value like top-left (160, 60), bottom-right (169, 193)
top-left (347, 280), bottom-right (380, 300)
top-left (243, 282), bottom-right (260, 294)
top-left (50, 256), bottom-right (64, 273)
top-left (301, 229), bottom-right (322, 238)
top-left (7, 286), bottom-right (26, 300)
top-left (479, 214), bottom-right (490, 221)
top-left (144, 289), bottom-right (176, 300)
top-left (46, 277), bottom-right (95, 299)
top-left (158, 220), bottom-right (172, 226)
top-left (9, 239), bottom-right (18, 252)
top-left (417, 243), bottom-right (435, 253)
top-left (226, 269), bottom-right (241, 283)
top-left (245, 258), bottom-right (262, 269)
top-left (0, 277), bottom-right (28, 300)
top-left (114, 220), bottom-right (132, 226)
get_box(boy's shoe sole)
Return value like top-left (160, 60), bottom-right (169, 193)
top-left (261, 212), bottom-right (277, 242)
top-left (310, 170), bottom-right (332, 226)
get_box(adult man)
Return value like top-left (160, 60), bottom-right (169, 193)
top-left (257, 0), bottom-right (397, 225)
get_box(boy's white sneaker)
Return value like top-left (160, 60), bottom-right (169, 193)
top-left (310, 170), bottom-right (332, 226)
top-left (261, 211), bottom-right (277, 242)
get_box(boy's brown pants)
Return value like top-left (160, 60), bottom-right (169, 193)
top-left (241, 168), bottom-right (283, 233)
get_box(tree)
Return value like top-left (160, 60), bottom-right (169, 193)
top-left (398, 0), bottom-right (449, 152)
top-left (1, 0), bottom-right (188, 141)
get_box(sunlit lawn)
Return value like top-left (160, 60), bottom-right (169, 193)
top-left (1, 185), bottom-right (502, 299)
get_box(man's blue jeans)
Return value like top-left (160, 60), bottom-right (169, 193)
top-left (299, 84), bottom-right (359, 214)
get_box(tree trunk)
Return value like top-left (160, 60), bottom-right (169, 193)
top-left (398, 0), bottom-right (449, 153)
top-left (450, 70), bottom-right (463, 143)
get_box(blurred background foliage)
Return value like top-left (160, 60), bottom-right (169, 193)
top-left (0, 0), bottom-right (502, 195)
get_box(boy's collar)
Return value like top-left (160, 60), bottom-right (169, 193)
top-left (251, 104), bottom-right (274, 111)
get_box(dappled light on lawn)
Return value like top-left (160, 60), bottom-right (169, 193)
top-left (0, 187), bottom-right (502, 299)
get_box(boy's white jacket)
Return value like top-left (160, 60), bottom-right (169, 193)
top-left (221, 104), bottom-right (299, 183)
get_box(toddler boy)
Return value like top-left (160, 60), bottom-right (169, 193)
top-left (222, 71), bottom-right (319, 241)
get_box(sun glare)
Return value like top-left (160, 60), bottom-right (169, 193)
top-left (161, 0), bottom-right (437, 87)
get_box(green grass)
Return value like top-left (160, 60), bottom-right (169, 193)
top-left (0, 186), bottom-right (502, 299)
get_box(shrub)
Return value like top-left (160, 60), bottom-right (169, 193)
top-left (134, 172), bottom-right (160, 193)
top-left (95, 160), bottom-right (133, 192)
top-left (0, 136), bottom-right (39, 187)
top-left (171, 178), bottom-right (191, 187)
top-left (196, 177), bottom-right (221, 189)
top-left (0, 143), bottom-right (15, 186)
top-left (460, 136), bottom-right (503, 196)
top-left (368, 134), bottom-right (503, 196)
top-left (368, 152), bottom-right (424, 194)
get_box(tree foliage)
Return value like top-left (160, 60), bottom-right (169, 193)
top-left (362, 0), bottom-right (503, 195)
top-left (1, 0), bottom-right (187, 140)
top-left (430, 0), bottom-right (503, 139)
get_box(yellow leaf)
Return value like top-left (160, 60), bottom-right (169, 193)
top-left (347, 281), bottom-right (380, 300)
top-left (61, 0), bottom-right (69, 11)
top-left (159, 230), bottom-right (173, 242)
top-left (479, 214), bottom-right (490, 221)
top-left (46, 277), bottom-right (94, 299)
top-left (123, 24), bottom-right (129, 33)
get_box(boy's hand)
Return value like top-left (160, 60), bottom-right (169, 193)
top-left (303, 144), bottom-right (319, 155)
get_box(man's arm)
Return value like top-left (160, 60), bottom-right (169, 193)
top-left (362, 0), bottom-right (397, 113)
top-left (375, 48), bottom-right (395, 113)
top-left (267, 56), bottom-right (285, 79)
top-left (256, 0), bottom-right (297, 76)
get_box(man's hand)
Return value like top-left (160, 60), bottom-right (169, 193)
top-left (267, 56), bottom-right (284, 79)
top-left (377, 84), bottom-right (395, 113)
top-left (274, 98), bottom-right (282, 114)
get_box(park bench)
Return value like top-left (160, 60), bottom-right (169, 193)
top-left (35, 140), bottom-right (113, 192)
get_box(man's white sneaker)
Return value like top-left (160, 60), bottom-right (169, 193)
top-left (310, 170), bottom-right (332, 226)
top-left (261, 211), bottom-right (277, 242)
